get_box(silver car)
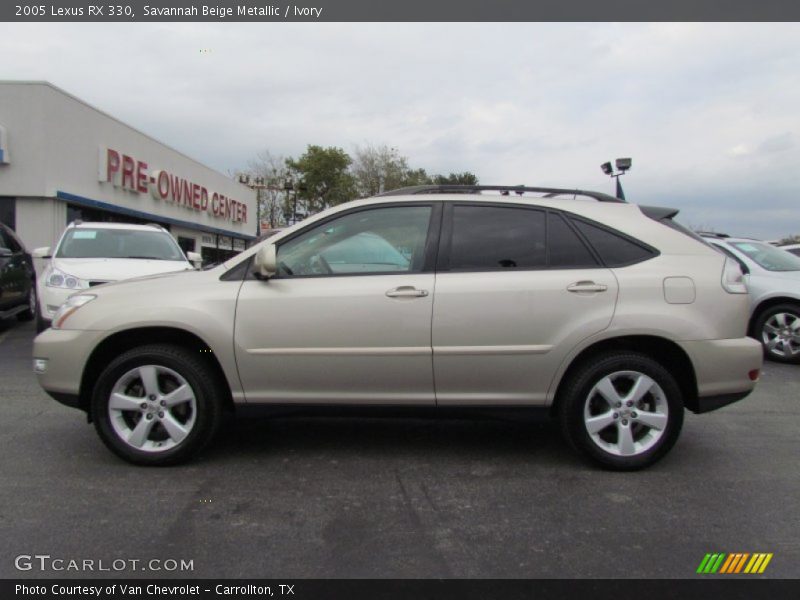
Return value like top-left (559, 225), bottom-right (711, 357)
top-left (33, 185), bottom-right (762, 470)
top-left (703, 233), bottom-right (800, 364)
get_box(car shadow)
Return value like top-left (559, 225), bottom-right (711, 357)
top-left (210, 410), bottom-right (578, 468)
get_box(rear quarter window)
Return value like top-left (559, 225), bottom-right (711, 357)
top-left (570, 218), bottom-right (656, 267)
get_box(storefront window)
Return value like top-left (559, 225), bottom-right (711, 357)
top-left (0, 197), bottom-right (15, 229)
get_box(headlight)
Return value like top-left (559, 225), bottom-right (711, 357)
top-left (51, 294), bottom-right (96, 330)
top-left (45, 266), bottom-right (88, 290)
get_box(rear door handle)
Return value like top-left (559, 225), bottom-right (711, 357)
top-left (386, 286), bottom-right (429, 298)
top-left (567, 281), bottom-right (608, 293)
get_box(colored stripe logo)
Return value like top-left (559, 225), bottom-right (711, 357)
top-left (697, 553), bottom-right (773, 574)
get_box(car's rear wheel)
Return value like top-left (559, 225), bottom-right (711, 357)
top-left (17, 284), bottom-right (35, 322)
top-left (754, 304), bottom-right (800, 364)
top-left (91, 344), bottom-right (223, 466)
top-left (559, 352), bottom-right (684, 470)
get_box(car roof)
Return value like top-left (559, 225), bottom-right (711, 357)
top-left (68, 221), bottom-right (166, 231)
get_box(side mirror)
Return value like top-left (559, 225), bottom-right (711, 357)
top-left (0, 247), bottom-right (12, 257)
top-left (254, 245), bottom-right (278, 279)
top-left (186, 251), bottom-right (202, 268)
top-left (32, 247), bottom-right (51, 259)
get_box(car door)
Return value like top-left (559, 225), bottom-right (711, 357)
top-left (0, 226), bottom-right (28, 311)
top-left (432, 204), bottom-right (619, 406)
top-left (234, 203), bottom-right (440, 404)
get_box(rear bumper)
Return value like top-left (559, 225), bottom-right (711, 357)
top-left (678, 337), bottom-right (763, 413)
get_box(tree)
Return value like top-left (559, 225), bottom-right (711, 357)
top-left (351, 144), bottom-right (417, 196)
top-left (286, 145), bottom-right (356, 213)
top-left (432, 171), bottom-right (479, 186)
top-left (246, 150), bottom-right (290, 229)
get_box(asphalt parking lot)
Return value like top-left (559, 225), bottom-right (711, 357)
top-left (1, 318), bottom-right (798, 579)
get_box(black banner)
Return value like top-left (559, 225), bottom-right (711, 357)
top-left (3, 579), bottom-right (800, 600)
top-left (3, 0), bottom-right (800, 22)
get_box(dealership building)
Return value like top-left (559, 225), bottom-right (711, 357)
top-left (0, 81), bottom-right (256, 264)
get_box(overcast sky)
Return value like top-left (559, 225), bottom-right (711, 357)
top-left (1, 22), bottom-right (799, 238)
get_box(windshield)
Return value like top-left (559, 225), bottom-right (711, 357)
top-left (729, 241), bottom-right (800, 272)
top-left (56, 228), bottom-right (186, 261)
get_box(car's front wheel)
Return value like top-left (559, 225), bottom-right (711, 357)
top-left (753, 304), bottom-right (800, 364)
top-left (559, 352), bottom-right (684, 470)
top-left (91, 344), bottom-right (223, 466)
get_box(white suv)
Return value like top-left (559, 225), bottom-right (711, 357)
top-left (33, 222), bottom-right (198, 332)
top-left (32, 186), bottom-right (763, 470)
top-left (702, 233), bottom-right (800, 363)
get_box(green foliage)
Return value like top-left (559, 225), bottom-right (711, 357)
top-left (286, 145), bottom-right (356, 212)
top-left (432, 172), bottom-right (479, 186)
top-left (244, 143), bottom-right (480, 218)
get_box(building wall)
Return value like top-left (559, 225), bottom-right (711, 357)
top-left (0, 82), bottom-right (256, 251)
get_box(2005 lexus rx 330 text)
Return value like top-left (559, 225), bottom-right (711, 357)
top-left (33, 185), bottom-right (763, 469)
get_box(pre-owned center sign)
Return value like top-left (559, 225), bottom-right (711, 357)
top-left (98, 147), bottom-right (248, 223)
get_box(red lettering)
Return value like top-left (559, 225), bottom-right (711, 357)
top-left (200, 187), bottom-right (209, 211)
top-left (242, 203), bottom-right (247, 223)
top-left (181, 179), bottom-right (192, 207)
top-left (156, 171), bottom-right (169, 199)
top-left (121, 155), bottom-right (135, 190)
top-left (170, 174), bottom-right (183, 203)
top-left (106, 149), bottom-right (120, 183)
top-left (192, 184), bottom-right (201, 210)
top-left (136, 161), bottom-right (148, 193)
top-left (211, 193), bottom-right (219, 215)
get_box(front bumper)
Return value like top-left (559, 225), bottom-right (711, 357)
top-left (678, 337), bottom-right (763, 413)
top-left (33, 327), bottom-right (105, 411)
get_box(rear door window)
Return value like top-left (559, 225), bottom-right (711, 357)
top-left (448, 205), bottom-right (546, 270)
top-left (547, 213), bottom-right (598, 268)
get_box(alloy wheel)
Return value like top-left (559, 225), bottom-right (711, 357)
top-left (761, 312), bottom-right (800, 359)
top-left (108, 365), bottom-right (197, 453)
top-left (583, 370), bottom-right (669, 457)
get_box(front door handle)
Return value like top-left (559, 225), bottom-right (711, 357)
top-left (386, 286), bottom-right (429, 298)
top-left (567, 281), bottom-right (608, 293)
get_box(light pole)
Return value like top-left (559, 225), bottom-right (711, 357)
top-left (283, 180), bottom-right (308, 225)
top-left (239, 174), bottom-right (283, 236)
top-left (600, 158), bottom-right (632, 200)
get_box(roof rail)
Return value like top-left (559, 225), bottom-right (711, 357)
top-left (376, 184), bottom-right (624, 203)
top-left (697, 231), bottom-right (730, 238)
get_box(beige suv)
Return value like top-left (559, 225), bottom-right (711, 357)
top-left (33, 185), bottom-right (763, 470)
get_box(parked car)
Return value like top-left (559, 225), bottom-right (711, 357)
top-left (33, 185), bottom-right (762, 470)
top-left (701, 233), bottom-right (800, 364)
top-left (777, 242), bottom-right (800, 257)
top-left (0, 221), bottom-right (36, 323)
top-left (32, 221), bottom-right (201, 332)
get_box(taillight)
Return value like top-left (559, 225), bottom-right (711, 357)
top-left (722, 257), bottom-right (747, 294)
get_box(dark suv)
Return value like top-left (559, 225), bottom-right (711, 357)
top-left (0, 222), bottom-right (36, 324)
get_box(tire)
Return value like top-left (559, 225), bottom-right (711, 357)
top-left (753, 304), bottom-right (800, 364)
top-left (91, 344), bottom-right (224, 466)
top-left (35, 311), bottom-right (49, 333)
top-left (17, 284), bottom-right (35, 322)
top-left (558, 352), bottom-right (684, 471)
